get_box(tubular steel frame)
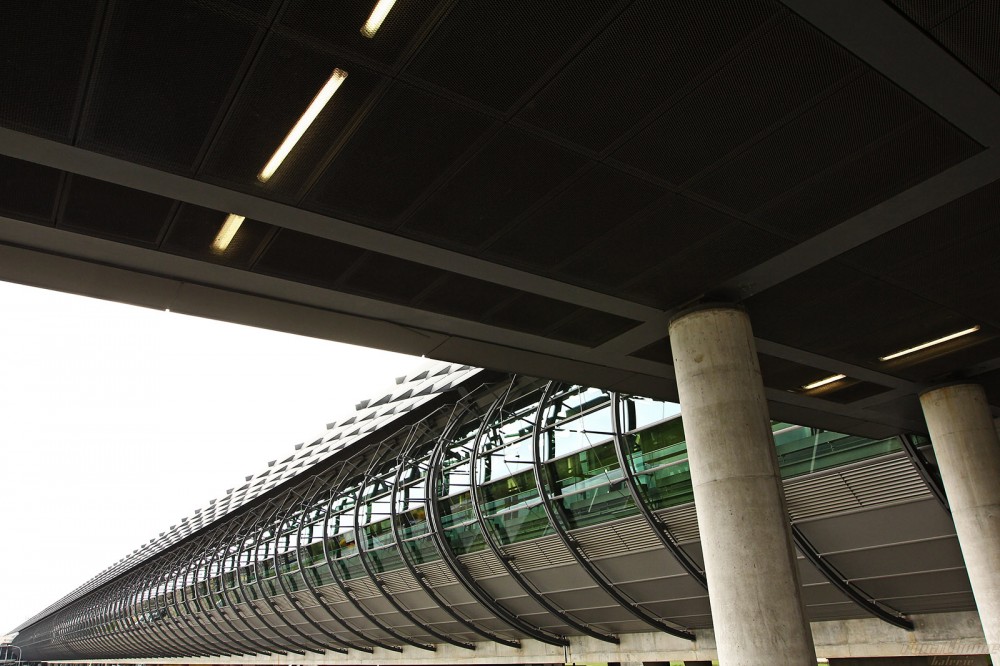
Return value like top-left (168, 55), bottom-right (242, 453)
top-left (269, 490), bottom-right (365, 653)
top-left (288, 481), bottom-right (398, 652)
top-left (167, 543), bottom-right (226, 657)
top-left (422, 404), bottom-right (559, 648)
top-left (353, 440), bottom-right (488, 649)
top-left (609, 393), bottom-right (708, 588)
top-left (321, 468), bottom-right (435, 653)
top-left (190, 545), bottom-right (252, 655)
top-left (323, 460), bottom-right (440, 652)
top-left (200, 535), bottom-right (258, 656)
top-left (241, 507), bottom-right (323, 655)
top-left (469, 383), bottom-right (619, 644)
top-left (148, 558), bottom-right (200, 657)
top-left (385, 425), bottom-right (480, 650)
top-left (531, 382), bottom-right (695, 642)
top-left (22, 372), bottom-right (947, 662)
top-left (426, 401), bottom-right (566, 647)
top-left (214, 516), bottom-right (288, 655)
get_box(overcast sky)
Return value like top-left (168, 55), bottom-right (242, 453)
top-left (0, 280), bottom-right (423, 635)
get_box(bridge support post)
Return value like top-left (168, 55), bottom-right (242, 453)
top-left (920, 383), bottom-right (1000, 664)
top-left (669, 306), bottom-right (816, 665)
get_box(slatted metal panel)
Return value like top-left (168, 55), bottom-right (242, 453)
top-left (343, 576), bottom-right (380, 600)
top-left (416, 559), bottom-right (455, 588)
top-left (377, 568), bottom-right (423, 595)
top-left (314, 584), bottom-right (347, 604)
top-left (654, 503), bottom-right (700, 544)
top-left (785, 453), bottom-right (930, 522)
top-left (571, 515), bottom-right (662, 559)
top-left (457, 549), bottom-right (507, 579)
top-left (503, 535), bottom-right (576, 569)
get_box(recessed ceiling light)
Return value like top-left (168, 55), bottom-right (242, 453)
top-left (212, 214), bottom-right (245, 252)
top-left (258, 68), bottom-right (348, 183)
top-left (878, 325), bottom-right (981, 361)
top-left (801, 374), bottom-right (846, 390)
top-left (361, 0), bottom-right (397, 38)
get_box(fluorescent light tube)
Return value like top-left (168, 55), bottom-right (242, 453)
top-left (801, 374), bottom-right (846, 390)
top-left (879, 325), bottom-right (981, 361)
top-left (258, 68), bottom-right (348, 183)
top-left (361, 0), bottom-right (397, 38)
top-left (212, 214), bottom-right (245, 252)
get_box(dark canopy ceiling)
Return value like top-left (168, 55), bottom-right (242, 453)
top-left (2, 0), bottom-right (1000, 438)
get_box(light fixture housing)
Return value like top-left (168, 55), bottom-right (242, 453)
top-left (878, 325), bottom-right (981, 361)
top-left (258, 68), bottom-right (348, 183)
top-left (801, 374), bottom-right (846, 390)
top-left (212, 214), bottom-right (245, 252)
top-left (361, 0), bottom-right (397, 38)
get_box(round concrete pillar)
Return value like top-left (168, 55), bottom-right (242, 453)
top-left (670, 306), bottom-right (816, 665)
top-left (920, 384), bottom-right (1000, 662)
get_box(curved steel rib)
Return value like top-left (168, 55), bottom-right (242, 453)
top-left (268, 495), bottom-right (364, 653)
top-left (791, 525), bottom-right (913, 630)
top-left (531, 382), bottom-right (695, 642)
top-left (468, 383), bottom-right (617, 644)
top-left (289, 489), bottom-right (400, 652)
top-left (425, 404), bottom-right (560, 647)
top-left (610, 393), bottom-right (707, 588)
top-left (323, 464), bottom-right (438, 652)
top-left (899, 433), bottom-right (950, 512)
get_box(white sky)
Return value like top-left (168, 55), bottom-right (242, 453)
top-left (0, 280), bottom-right (424, 634)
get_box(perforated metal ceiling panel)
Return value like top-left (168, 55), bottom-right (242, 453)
top-left (1, 0), bottom-right (999, 440)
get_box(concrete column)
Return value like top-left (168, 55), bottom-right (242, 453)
top-left (670, 306), bottom-right (816, 665)
top-left (920, 384), bottom-right (1000, 663)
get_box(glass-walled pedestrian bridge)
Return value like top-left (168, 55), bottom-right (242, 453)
top-left (13, 366), bottom-right (970, 662)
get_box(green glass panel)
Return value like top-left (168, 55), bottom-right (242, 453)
top-left (327, 530), bottom-right (357, 559)
top-left (277, 552), bottom-right (297, 574)
top-left (480, 469), bottom-right (538, 515)
top-left (774, 426), bottom-right (902, 478)
top-left (439, 491), bottom-right (473, 528)
top-left (368, 546), bottom-right (404, 573)
top-left (486, 503), bottom-right (551, 544)
top-left (259, 559), bottom-right (277, 579)
top-left (443, 522), bottom-right (486, 555)
top-left (559, 481), bottom-right (636, 529)
top-left (402, 536), bottom-right (440, 565)
top-left (549, 440), bottom-right (621, 492)
top-left (306, 564), bottom-right (333, 587)
top-left (300, 540), bottom-right (326, 567)
top-left (280, 573), bottom-right (300, 593)
top-left (334, 555), bottom-right (367, 581)
top-left (398, 505), bottom-right (429, 539)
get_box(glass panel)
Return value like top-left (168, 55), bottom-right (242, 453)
top-left (775, 426), bottom-right (902, 478)
top-left (486, 502), bottom-right (551, 544)
top-left (541, 386), bottom-right (615, 459)
top-left (333, 555), bottom-right (366, 581)
top-left (367, 545), bottom-right (404, 573)
top-left (306, 563), bottom-right (334, 587)
top-left (439, 491), bottom-right (473, 529)
top-left (280, 572), bottom-right (300, 593)
top-left (443, 521), bottom-right (486, 555)
top-left (397, 505), bottom-right (428, 540)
